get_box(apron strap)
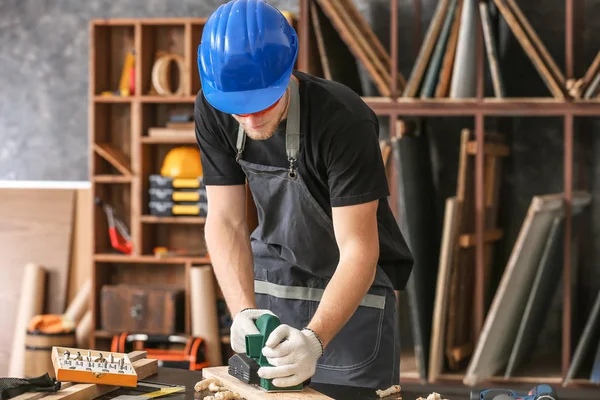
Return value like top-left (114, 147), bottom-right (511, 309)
top-left (286, 78), bottom-right (300, 178)
top-left (235, 123), bottom-right (246, 162)
top-left (235, 78), bottom-right (301, 178)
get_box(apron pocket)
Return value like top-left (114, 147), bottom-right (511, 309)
top-left (313, 287), bottom-right (386, 371)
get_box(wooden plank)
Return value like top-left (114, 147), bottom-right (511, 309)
top-left (336, 0), bottom-right (406, 89)
top-left (403, 0), bottom-right (450, 97)
top-left (1, 189), bottom-right (75, 377)
top-left (308, 0), bottom-right (363, 95)
top-left (581, 51), bottom-right (600, 94)
top-left (202, 366), bottom-right (334, 399)
top-left (466, 141), bottom-right (510, 157)
top-left (492, 0), bottom-right (565, 98)
top-left (463, 192), bottom-right (592, 386)
top-left (428, 197), bottom-right (459, 382)
top-left (458, 229), bottom-right (503, 247)
top-left (504, 0), bottom-right (565, 85)
top-left (93, 143), bottom-right (132, 176)
top-left (479, 1), bottom-right (505, 98)
top-left (314, 0), bottom-right (389, 96)
top-left (309, 1), bottom-right (331, 79)
top-left (435, 0), bottom-right (463, 97)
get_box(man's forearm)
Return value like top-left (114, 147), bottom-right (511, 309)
top-left (205, 215), bottom-right (256, 316)
top-left (306, 247), bottom-right (378, 348)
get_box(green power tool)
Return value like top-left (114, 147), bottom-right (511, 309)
top-left (227, 314), bottom-right (305, 392)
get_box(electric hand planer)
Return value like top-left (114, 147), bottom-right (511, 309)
top-left (227, 314), bottom-right (307, 392)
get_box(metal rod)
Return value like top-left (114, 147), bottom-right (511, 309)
top-left (565, 0), bottom-right (574, 79)
top-left (562, 0), bottom-right (574, 381)
top-left (363, 98), bottom-right (600, 116)
top-left (298, 0), bottom-right (310, 72)
top-left (391, 0), bottom-right (399, 99)
top-left (563, 113), bottom-right (574, 380)
top-left (476, 3), bottom-right (484, 100)
top-left (474, 111), bottom-right (485, 338)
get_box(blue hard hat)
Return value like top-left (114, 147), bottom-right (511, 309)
top-left (198, 0), bottom-right (298, 115)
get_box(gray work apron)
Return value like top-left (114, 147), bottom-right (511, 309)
top-left (234, 78), bottom-right (400, 390)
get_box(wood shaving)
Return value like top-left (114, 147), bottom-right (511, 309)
top-left (194, 377), bottom-right (222, 392)
top-left (209, 382), bottom-right (228, 392)
top-left (215, 391), bottom-right (242, 399)
top-left (416, 393), bottom-right (448, 400)
top-left (376, 384), bottom-right (401, 397)
top-left (203, 397), bottom-right (215, 400)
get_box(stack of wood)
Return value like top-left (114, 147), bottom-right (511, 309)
top-left (402, 0), bottom-right (567, 99)
top-left (306, 0), bottom-right (406, 96)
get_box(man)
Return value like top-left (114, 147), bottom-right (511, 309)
top-left (195, 0), bottom-right (413, 390)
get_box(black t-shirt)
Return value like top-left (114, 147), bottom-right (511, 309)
top-left (194, 71), bottom-right (413, 290)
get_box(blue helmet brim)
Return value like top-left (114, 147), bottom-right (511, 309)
top-left (201, 60), bottom-right (295, 115)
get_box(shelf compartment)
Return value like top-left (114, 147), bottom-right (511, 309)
top-left (140, 223), bottom-right (207, 259)
top-left (91, 23), bottom-right (136, 96)
top-left (93, 184), bottom-right (132, 255)
top-left (139, 23), bottom-right (188, 97)
top-left (91, 103), bottom-right (132, 176)
top-left (141, 103), bottom-right (197, 149)
top-left (93, 262), bottom-right (188, 336)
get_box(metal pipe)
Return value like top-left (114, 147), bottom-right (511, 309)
top-left (391, 0), bottom-right (399, 99)
top-left (474, 111), bottom-right (485, 338)
top-left (562, 0), bottom-right (574, 381)
top-left (563, 113), bottom-right (573, 380)
top-left (298, 0), bottom-right (310, 72)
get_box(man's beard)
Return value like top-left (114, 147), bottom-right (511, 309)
top-left (239, 89), bottom-right (289, 141)
top-left (243, 118), bottom-right (281, 140)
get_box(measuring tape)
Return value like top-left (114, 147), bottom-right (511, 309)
top-left (141, 387), bottom-right (185, 398)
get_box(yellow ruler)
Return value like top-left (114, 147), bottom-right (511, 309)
top-left (141, 387), bottom-right (185, 398)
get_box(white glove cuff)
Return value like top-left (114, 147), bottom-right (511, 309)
top-left (301, 328), bottom-right (324, 357)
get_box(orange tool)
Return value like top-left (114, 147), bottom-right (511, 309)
top-left (110, 332), bottom-right (209, 371)
top-left (95, 197), bottom-right (133, 255)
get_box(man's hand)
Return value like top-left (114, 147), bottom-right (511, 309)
top-left (230, 308), bottom-right (276, 353)
top-left (257, 325), bottom-right (324, 387)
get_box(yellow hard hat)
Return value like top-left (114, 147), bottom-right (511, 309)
top-left (160, 147), bottom-right (203, 178)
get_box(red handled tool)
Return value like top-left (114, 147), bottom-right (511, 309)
top-left (95, 197), bottom-right (133, 255)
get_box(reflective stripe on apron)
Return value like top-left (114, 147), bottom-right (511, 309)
top-left (235, 78), bottom-right (400, 389)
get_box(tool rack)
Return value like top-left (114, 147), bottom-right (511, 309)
top-left (87, 0), bottom-right (600, 390)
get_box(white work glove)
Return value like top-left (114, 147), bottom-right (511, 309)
top-left (257, 325), bottom-right (324, 388)
top-left (230, 308), bottom-right (276, 353)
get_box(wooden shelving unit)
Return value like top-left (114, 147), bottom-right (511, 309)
top-left (88, 0), bottom-right (600, 390)
top-left (88, 17), bottom-right (215, 352)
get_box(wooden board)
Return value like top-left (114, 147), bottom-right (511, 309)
top-left (403, 0), bottom-right (450, 97)
top-left (202, 366), bottom-right (334, 400)
top-left (492, 0), bottom-right (565, 98)
top-left (1, 188), bottom-right (76, 377)
top-left (463, 192), bottom-right (592, 386)
top-left (93, 143), bottom-right (132, 176)
top-left (428, 197), bottom-right (459, 382)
